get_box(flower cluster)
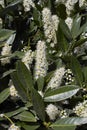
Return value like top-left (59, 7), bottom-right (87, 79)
top-left (0, 0), bottom-right (4, 8)
top-left (34, 40), bottom-right (48, 80)
top-left (9, 80), bottom-right (19, 97)
top-left (73, 100), bottom-right (87, 117)
top-left (64, 69), bottom-right (74, 85)
top-left (8, 124), bottom-right (20, 130)
top-left (22, 49), bottom-right (34, 70)
top-left (47, 67), bottom-right (65, 89)
top-left (42, 8), bottom-right (59, 48)
top-left (45, 104), bottom-right (59, 120)
top-left (23, 0), bottom-right (35, 12)
top-left (0, 43), bottom-right (12, 65)
top-left (59, 109), bottom-right (68, 118)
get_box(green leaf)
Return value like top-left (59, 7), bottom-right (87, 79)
top-left (71, 14), bottom-right (81, 39)
top-left (83, 67), bottom-right (87, 82)
top-left (37, 77), bottom-right (44, 91)
top-left (0, 88), bottom-right (10, 104)
top-left (6, 33), bottom-right (16, 45)
top-left (14, 111), bottom-right (36, 122)
top-left (56, 23), bottom-right (69, 52)
top-left (11, 72), bottom-right (28, 102)
top-left (4, 107), bottom-right (28, 118)
top-left (21, 124), bottom-right (39, 130)
top-left (71, 14), bottom-right (87, 38)
top-left (52, 126), bottom-right (76, 130)
top-left (69, 56), bottom-right (83, 86)
top-left (32, 88), bottom-right (45, 121)
top-left (16, 61), bottom-right (33, 92)
top-left (1, 69), bottom-right (15, 79)
top-left (52, 117), bottom-right (87, 127)
top-left (0, 29), bottom-right (15, 42)
top-left (59, 19), bottom-right (73, 41)
top-left (68, 38), bottom-right (87, 52)
top-left (44, 85), bottom-right (79, 102)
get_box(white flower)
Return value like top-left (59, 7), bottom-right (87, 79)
top-left (0, 114), bottom-right (4, 118)
top-left (9, 80), bottom-right (18, 97)
top-left (65, 0), bottom-right (77, 16)
top-left (79, 0), bottom-right (87, 7)
top-left (0, 0), bottom-right (4, 8)
top-left (23, 0), bottom-right (35, 12)
top-left (34, 40), bottom-right (48, 80)
top-left (47, 67), bottom-right (65, 89)
top-left (8, 124), bottom-right (20, 130)
top-left (22, 50), bottom-right (34, 70)
top-left (1, 43), bottom-right (12, 65)
top-left (65, 17), bottom-right (73, 30)
top-left (59, 110), bottom-right (68, 118)
top-left (52, 15), bottom-right (59, 31)
top-left (46, 104), bottom-right (59, 120)
top-left (42, 8), bottom-right (57, 47)
top-left (73, 100), bottom-right (87, 117)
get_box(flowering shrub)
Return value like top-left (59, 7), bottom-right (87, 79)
top-left (0, 0), bottom-right (87, 130)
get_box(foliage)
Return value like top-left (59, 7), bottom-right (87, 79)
top-left (0, 0), bottom-right (87, 130)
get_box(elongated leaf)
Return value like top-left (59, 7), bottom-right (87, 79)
top-left (56, 23), bottom-right (69, 52)
top-left (11, 72), bottom-right (28, 102)
top-left (16, 61), bottom-right (33, 92)
top-left (68, 38), bottom-right (87, 51)
top-left (69, 56), bottom-right (83, 86)
top-left (0, 107), bottom-right (28, 121)
top-left (37, 77), bottom-right (44, 91)
top-left (6, 33), bottom-right (16, 45)
top-left (71, 14), bottom-right (81, 39)
top-left (83, 67), bottom-right (87, 82)
top-left (44, 85), bottom-right (79, 102)
top-left (1, 69), bottom-right (15, 79)
top-left (52, 117), bottom-right (87, 127)
top-left (21, 124), bottom-right (39, 130)
top-left (32, 88), bottom-right (45, 121)
top-left (52, 126), bottom-right (76, 130)
top-left (6, 0), bottom-right (22, 8)
top-left (59, 19), bottom-right (73, 41)
top-left (14, 111), bottom-right (36, 122)
top-left (0, 29), bottom-right (15, 42)
top-left (0, 88), bottom-right (10, 104)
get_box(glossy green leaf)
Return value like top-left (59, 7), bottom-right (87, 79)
top-left (16, 61), bottom-right (33, 92)
top-left (0, 88), bottom-right (10, 104)
top-left (83, 67), bottom-right (87, 82)
top-left (56, 23), bottom-right (69, 52)
top-left (0, 29), bottom-right (15, 42)
top-left (14, 111), bottom-right (36, 122)
top-left (2, 107), bottom-right (28, 119)
top-left (71, 14), bottom-right (81, 39)
top-left (1, 69), bottom-right (15, 79)
top-left (52, 117), bottom-right (87, 127)
top-left (59, 19), bottom-right (73, 41)
top-left (68, 38), bottom-right (87, 52)
top-left (52, 126), bottom-right (76, 130)
top-left (44, 85), bottom-right (79, 102)
top-left (6, 33), bottom-right (16, 45)
top-left (69, 56), bottom-right (83, 87)
top-left (21, 124), bottom-right (39, 130)
top-left (37, 77), bottom-right (44, 91)
top-left (11, 72), bottom-right (28, 102)
top-left (32, 88), bottom-right (45, 121)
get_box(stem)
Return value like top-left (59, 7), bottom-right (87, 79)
top-left (3, 114), bottom-right (14, 124)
